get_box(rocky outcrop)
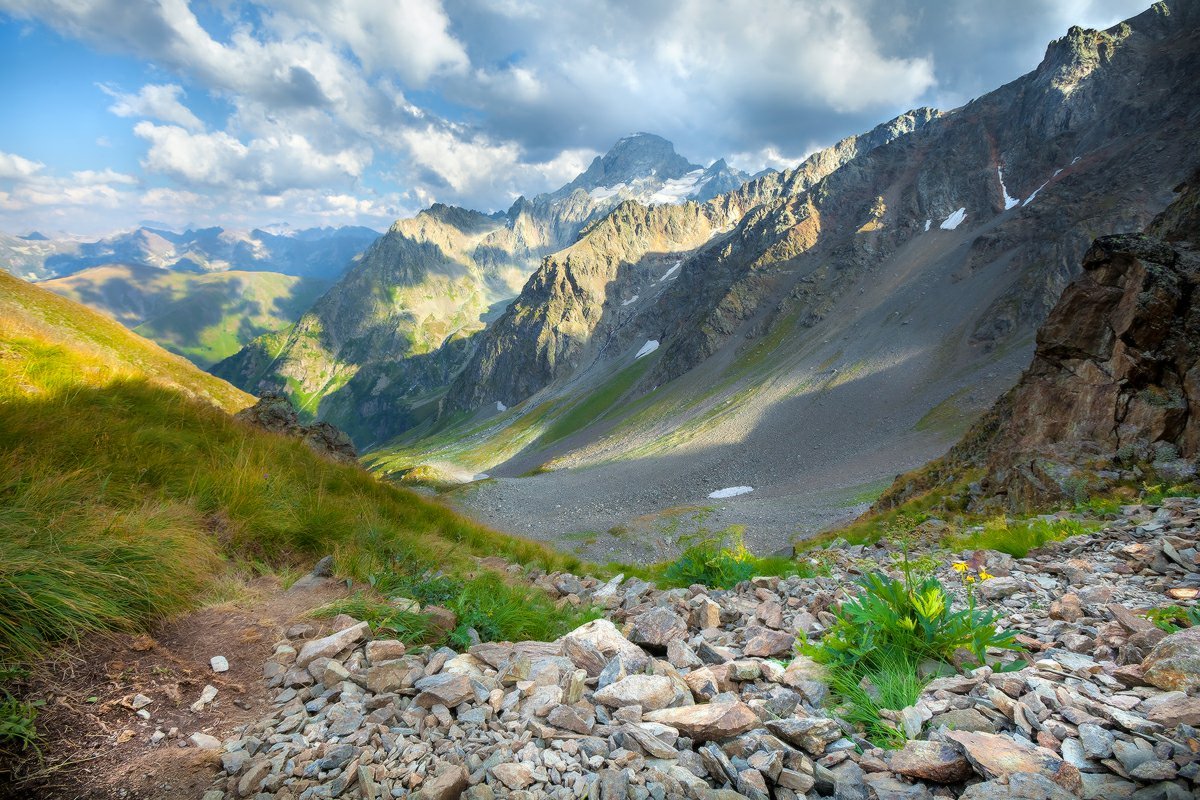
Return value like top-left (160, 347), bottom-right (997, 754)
top-left (879, 169), bottom-right (1200, 513)
top-left (235, 393), bottom-right (357, 464)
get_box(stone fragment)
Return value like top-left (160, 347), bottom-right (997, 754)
top-left (295, 621), bottom-right (370, 668)
top-left (765, 715), bottom-right (842, 755)
top-left (889, 740), bottom-right (973, 783)
top-left (412, 764), bottom-right (469, 800)
top-left (413, 673), bottom-right (473, 708)
top-left (627, 607), bottom-right (688, 651)
top-left (491, 762), bottom-right (533, 790)
top-left (593, 674), bottom-right (676, 711)
top-left (1141, 627), bottom-right (1200, 691)
top-left (643, 701), bottom-right (759, 741)
top-left (210, 655), bottom-right (229, 673)
top-left (189, 732), bottom-right (221, 749)
top-left (744, 629), bottom-right (796, 658)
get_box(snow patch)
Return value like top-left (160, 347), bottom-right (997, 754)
top-left (621, 295), bottom-right (639, 306)
top-left (648, 169), bottom-right (705, 204)
top-left (939, 208), bottom-right (967, 230)
top-left (657, 260), bottom-right (682, 283)
top-left (589, 183), bottom-right (627, 201)
top-left (708, 486), bottom-right (754, 499)
top-left (1053, 168), bottom-right (1063, 177)
top-left (495, 400), bottom-right (507, 412)
top-left (1071, 156), bottom-right (1081, 165)
top-left (997, 167), bottom-right (1019, 210)
top-left (635, 339), bottom-right (660, 359)
top-left (473, 473), bottom-right (490, 481)
top-left (1023, 180), bottom-right (1049, 206)
top-left (923, 219), bottom-right (931, 232)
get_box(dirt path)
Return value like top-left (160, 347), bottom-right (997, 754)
top-left (1, 576), bottom-right (350, 800)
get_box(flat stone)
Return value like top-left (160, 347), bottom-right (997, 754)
top-left (295, 621), bottom-right (370, 668)
top-left (889, 740), bottom-right (973, 783)
top-left (210, 655), bottom-right (229, 673)
top-left (1145, 694), bottom-right (1200, 727)
top-left (593, 674), bottom-right (676, 711)
top-left (413, 673), bottom-right (473, 708)
top-left (643, 701), bottom-right (759, 741)
top-left (547, 704), bottom-right (595, 734)
top-left (945, 730), bottom-right (1082, 794)
top-left (491, 762), bottom-right (533, 790)
top-left (412, 764), bottom-right (469, 800)
top-left (189, 732), bottom-right (221, 749)
top-left (365, 660), bottom-right (411, 694)
top-left (365, 639), bottom-right (406, 664)
top-left (765, 714), bottom-right (842, 755)
top-left (1078, 723), bottom-right (1114, 759)
top-left (743, 629), bottom-right (796, 658)
top-left (929, 708), bottom-right (996, 733)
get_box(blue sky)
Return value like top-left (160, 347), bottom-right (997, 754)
top-left (0, 0), bottom-right (1152, 235)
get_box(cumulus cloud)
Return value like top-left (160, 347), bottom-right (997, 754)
top-left (134, 122), bottom-right (372, 193)
top-left (0, 0), bottom-right (1155, 230)
top-left (101, 83), bottom-right (204, 130)
top-left (0, 149), bottom-right (137, 217)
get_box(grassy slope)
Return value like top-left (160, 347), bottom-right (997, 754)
top-left (0, 271), bottom-right (584, 663)
top-left (41, 264), bottom-right (326, 367)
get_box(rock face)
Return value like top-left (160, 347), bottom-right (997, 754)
top-left (234, 393), bottom-right (358, 464)
top-left (216, 136), bottom-right (748, 447)
top-left (879, 168), bottom-right (1200, 512)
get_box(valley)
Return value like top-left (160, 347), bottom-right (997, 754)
top-left (2, 3), bottom-right (1200, 799)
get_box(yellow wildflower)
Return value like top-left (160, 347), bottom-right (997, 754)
top-left (963, 574), bottom-right (975, 583)
top-left (978, 570), bottom-right (994, 581)
top-left (952, 562), bottom-right (969, 573)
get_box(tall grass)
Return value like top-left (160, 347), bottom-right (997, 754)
top-left (0, 328), bottom-right (585, 666)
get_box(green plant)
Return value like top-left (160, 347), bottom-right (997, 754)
top-left (949, 516), bottom-right (1095, 558)
top-left (1142, 605), bottom-right (1200, 633)
top-left (0, 669), bottom-right (40, 753)
top-left (361, 568), bottom-right (602, 650)
top-left (802, 552), bottom-right (1019, 747)
top-left (309, 595), bottom-right (433, 645)
top-left (824, 650), bottom-right (925, 748)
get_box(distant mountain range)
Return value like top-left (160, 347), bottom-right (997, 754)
top-left (0, 224), bottom-right (381, 282)
top-left (0, 224), bottom-right (380, 367)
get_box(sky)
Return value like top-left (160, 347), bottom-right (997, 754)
top-left (0, 0), bottom-right (1154, 236)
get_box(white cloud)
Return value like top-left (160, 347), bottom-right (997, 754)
top-left (134, 122), bottom-right (372, 193)
top-left (101, 83), bottom-right (204, 131)
top-left (0, 149), bottom-right (137, 216)
top-left (271, 0), bottom-right (470, 84)
top-left (0, 151), bottom-right (44, 180)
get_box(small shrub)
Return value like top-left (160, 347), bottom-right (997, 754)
top-left (0, 670), bottom-right (40, 753)
top-left (803, 556), bottom-right (1019, 747)
top-left (659, 527), bottom-right (809, 588)
top-left (950, 516), bottom-right (1094, 558)
top-left (309, 595), bottom-right (433, 645)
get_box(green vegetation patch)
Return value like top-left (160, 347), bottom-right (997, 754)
top-left (540, 357), bottom-right (653, 445)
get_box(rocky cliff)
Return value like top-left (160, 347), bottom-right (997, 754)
top-left (879, 169), bottom-right (1200, 512)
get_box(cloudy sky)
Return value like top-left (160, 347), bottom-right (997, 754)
top-left (0, 0), bottom-right (1152, 235)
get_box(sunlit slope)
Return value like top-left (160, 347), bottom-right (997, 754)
top-left (0, 271), bottom-right (582, 662)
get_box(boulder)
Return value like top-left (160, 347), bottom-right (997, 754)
top-left (889, 740), bottom-right (973, 783)
top-left (593, 674), bottom-right (676, 711)
top-left (413, 673), bottom-right (473, 708)
top-left (627, 607), bottom-right (688, 651)
top-left (1141, 626), bottom-right (1200, 691)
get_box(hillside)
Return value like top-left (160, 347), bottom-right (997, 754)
top-left (0, 271), bottom-right (585, 664)
top-left (368, 2), bottom-right (1200, 560)
top-left (39, 264), bottom-right (329, 367)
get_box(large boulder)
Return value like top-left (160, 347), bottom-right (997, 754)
top-left (1141, 626), bottom-right (1200, 692)
top-left (945, 730), bottom-right (1082, 794)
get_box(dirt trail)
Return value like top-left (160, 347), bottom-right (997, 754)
top-left (2, 576), bottom-right (350, 800)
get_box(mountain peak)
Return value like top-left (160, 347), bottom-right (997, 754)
top-left (554, 133), bottom-right (701, 199)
